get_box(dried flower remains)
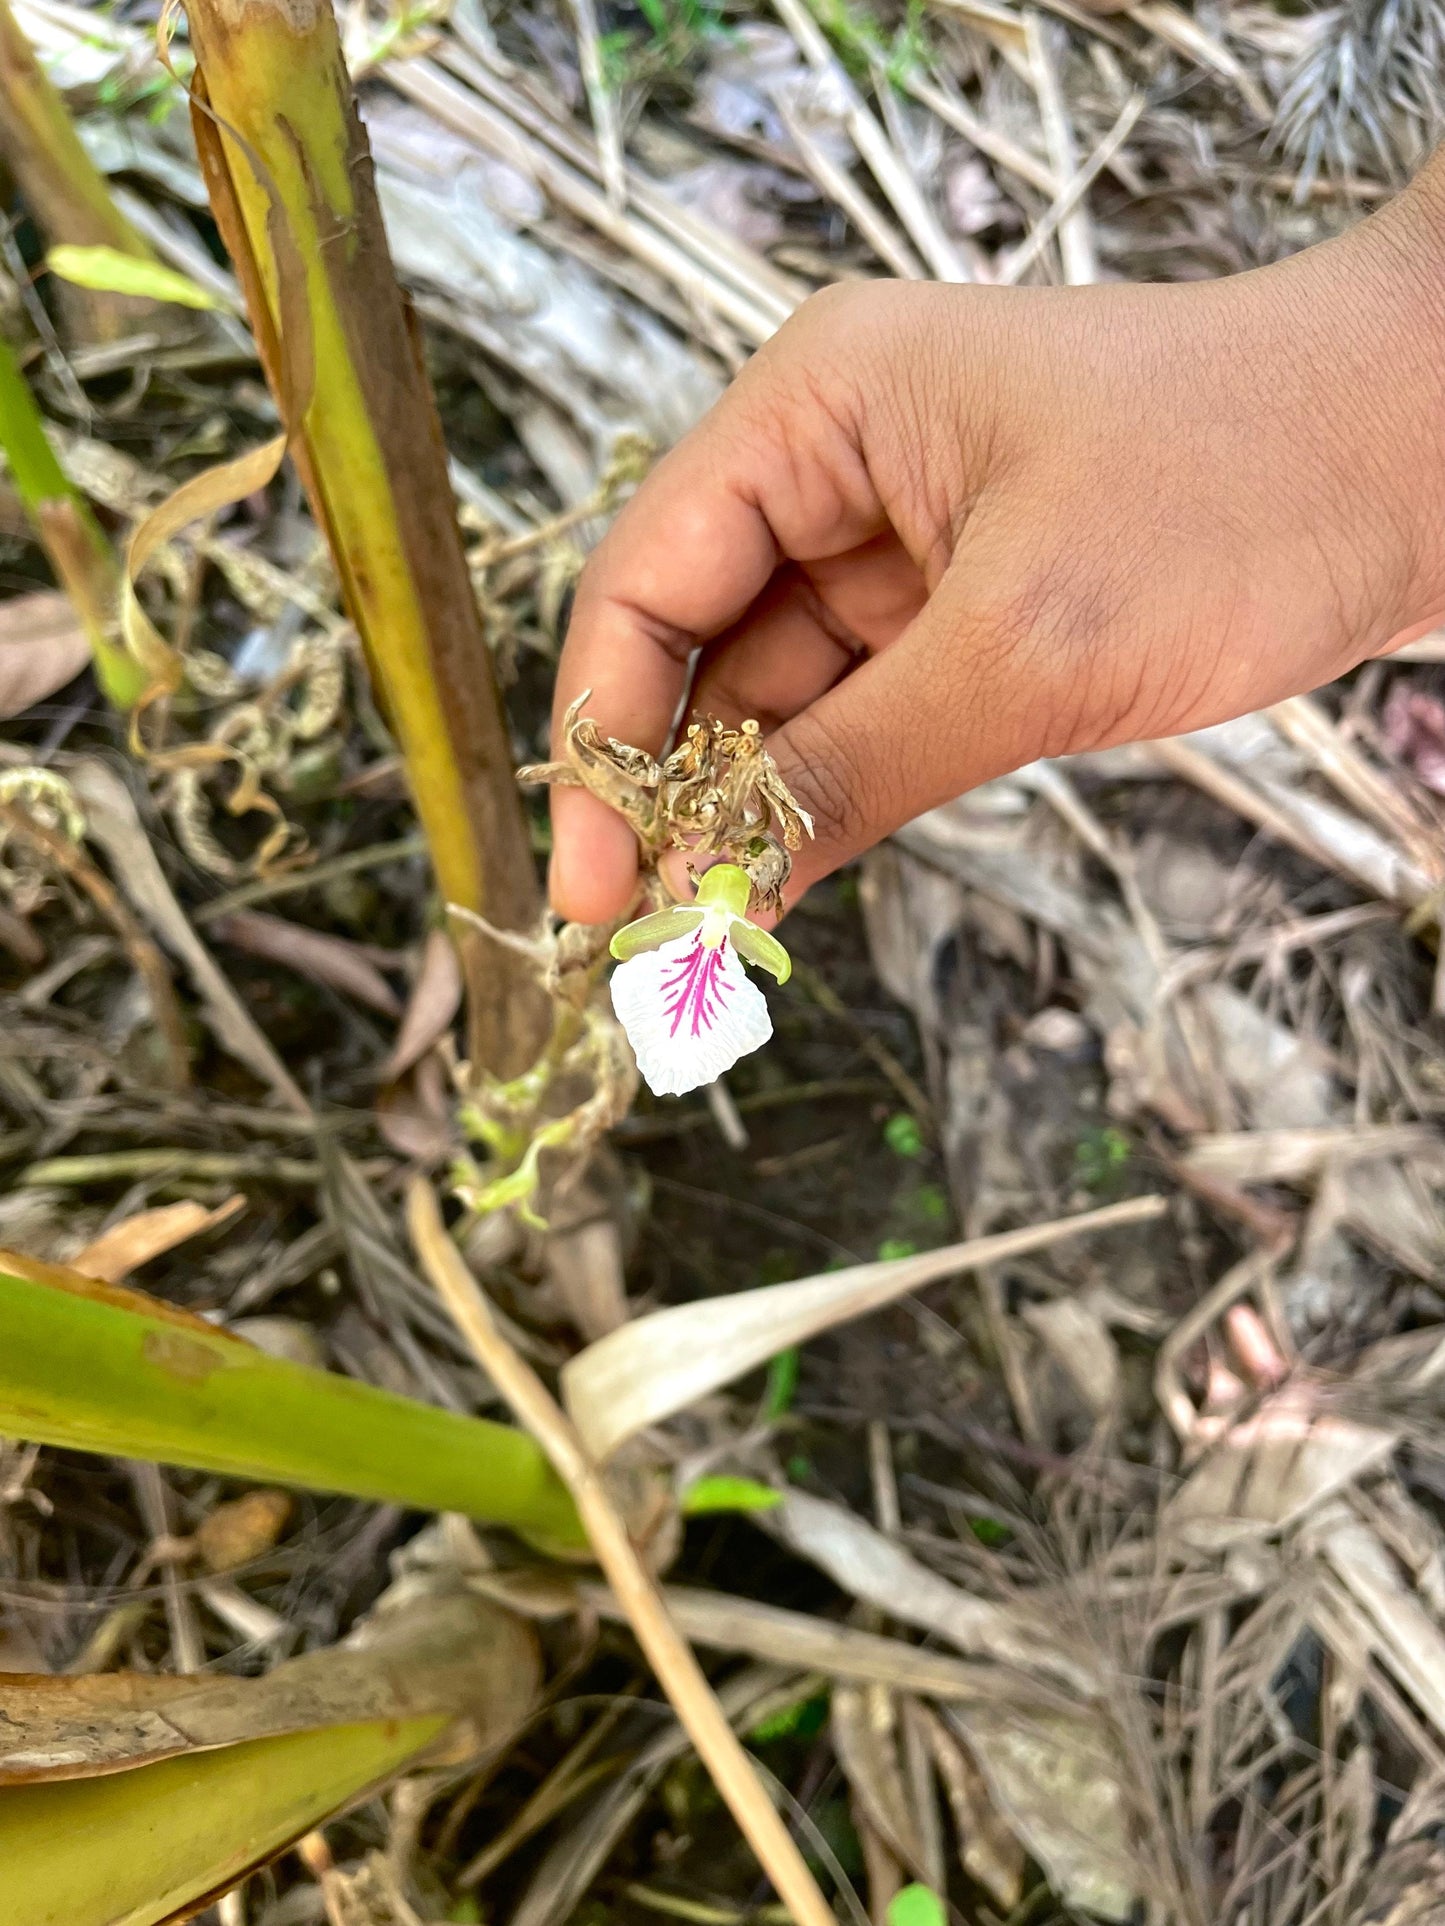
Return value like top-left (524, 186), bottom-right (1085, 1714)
top-left (521, 699), bottom-right (813, 1094)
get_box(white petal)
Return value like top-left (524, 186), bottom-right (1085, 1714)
top-left (609, 931), bottom-right (772, 1097)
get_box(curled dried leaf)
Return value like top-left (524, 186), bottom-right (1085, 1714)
top-left (520, 693), bottom-right (812, 911)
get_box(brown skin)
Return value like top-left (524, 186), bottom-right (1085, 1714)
top-left (550, 152), bottom-right (1445, 925)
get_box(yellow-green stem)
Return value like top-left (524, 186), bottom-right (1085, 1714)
top-left (0, 333), bottom-right (144, 706)
top-left (183, 0), bottom-right (547, 1077)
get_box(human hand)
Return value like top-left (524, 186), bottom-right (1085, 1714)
top-left (549, 161), bottom-right (1445, 924)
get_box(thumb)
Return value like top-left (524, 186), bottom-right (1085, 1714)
top-left (767, 579), bottom-right (1037, 902)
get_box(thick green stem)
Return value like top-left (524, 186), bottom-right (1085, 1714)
top-left (0, 334), bottom-right (143, 705)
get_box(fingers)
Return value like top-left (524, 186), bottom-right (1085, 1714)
top-left (547, 407), bottom-right (789, 922)
top-left (765, 576), bottom-right (1032, 902)
top-left (688, 573), bottom-right (859, 732)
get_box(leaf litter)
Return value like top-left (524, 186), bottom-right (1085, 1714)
top-left (3, 0), bottom-right (1445, 1921)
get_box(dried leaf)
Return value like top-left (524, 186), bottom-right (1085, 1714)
top-left (1182, 1124), bottom-right (1441, 1186)
top-left (375, 926), bottom-right (462, 1082)
top-left (375, 1062), bottom-right (454, 1163)
top-left (561, 1196), bottom-right (1164, 1461)
top-left (66, 760), bottom-right (308, 1112)
top-left (1311, 1503), bottom-right (1445, 1738)
top-left (768, 1490), bottom-right (1100, 1694)
top-left (0, 591), bottom-right (91, 719)
top-left (212, 909), bottom-right (402, 1017)
top-left (544, 1176), bottom-right (630, 1341)
top-left (941, 1702), bottom-right (1138, 1921)
top-left (120, 434), bottom-right (288, 695)
top-left (0, 1588), bottom-right (538, 1926)
top-left (918, 1706), bottom-right (1024, 1909)
top-left (194, 1489), bottom-right (292, 1573)
top-left (71, 1197), bottom-right (244, 1284)
top-left (0, 1588), bottom-right (531, 1784)
top-left (1019, 1296), bottom-right (1121, 1421)
top-left (1168, 1391), bottom-right (1398, 1547)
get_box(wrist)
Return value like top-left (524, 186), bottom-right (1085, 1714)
top-left (1308, 156), bottom-right (1445, 643)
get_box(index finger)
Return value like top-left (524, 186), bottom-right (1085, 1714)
top-left (549, 422), bottom-right (782, 923)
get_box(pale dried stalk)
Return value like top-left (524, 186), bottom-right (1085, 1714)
top-left (562, 0), bottom-right (624, 207)
top-left (1023, 9), bottom-right (1095, 284)
top-left (580, 1581), bottom-right (1014, 1701)
top-left (1267, 693), bottom-right (1442, 879)
top-left (1146, 734), bottom-right (1432, 908)
top-left (770, 0), bottom-right (972, 283)
top-left (1391, 631), bottom-right (1445, 662)
top-left (900, 66), bottom-right (1059, 197)
top-left (433, 36), bottom-right (806, 322)
top-left (1002, 90), bottom-right (1144, 285)
top-left (776, 91), bottom-right (924, 281)
top-left (406, 1179), bottom-right (840, 1926)
top-left (387, 57), bottom-right (782, 346)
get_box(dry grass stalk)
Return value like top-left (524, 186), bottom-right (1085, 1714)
top-left (1023, 8), bottom-right (1096, 282)
top-left (389, 56), bottom-right (785, 345)
top-left (1268, 691), bottom-right (1443, 879)
top-left (900, 64), bottom-right (1059, 195)
top-left (435, 30), bottom-right (808, 317)
top-left (406, 1177), bottom-right (841, 1926)
top-left (1147, 732), bottom-right (1433, 907)
top-left (775, 88), bottom-right (926, 279)
top-left (1001, 88), bottom-right (1144, 284)
top-left (580, 1580), bottom-right (1018, 1700)
top-left (563, 0), bottom-right (625, 206)
top-left (770, 0), bottom-right (972, 281)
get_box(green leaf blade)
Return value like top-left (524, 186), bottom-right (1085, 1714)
top-left (0, 1265), bottom-right (583, 1550)
top-left (2, 1717), bottom-right (445, 1926)
top-left (679, 1474), bottom-right (782, 1516)
top-left (886, 1884), bottom-right (948, 1926)
top-left (45, 244), bottom-right (223, 310)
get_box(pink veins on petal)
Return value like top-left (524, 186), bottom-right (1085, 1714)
top-left (661, 935), bottom-right (733, 1038)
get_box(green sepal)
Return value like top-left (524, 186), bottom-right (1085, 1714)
top-left (694, 862), bottom-right (752, 918)
top-left (731, 918), bottom-right (791, 984)
top-left (609, 906), bottom-right (703, 962)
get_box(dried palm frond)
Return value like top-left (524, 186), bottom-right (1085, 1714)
top-left (1273, 0), bottom-right (1445, 192)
